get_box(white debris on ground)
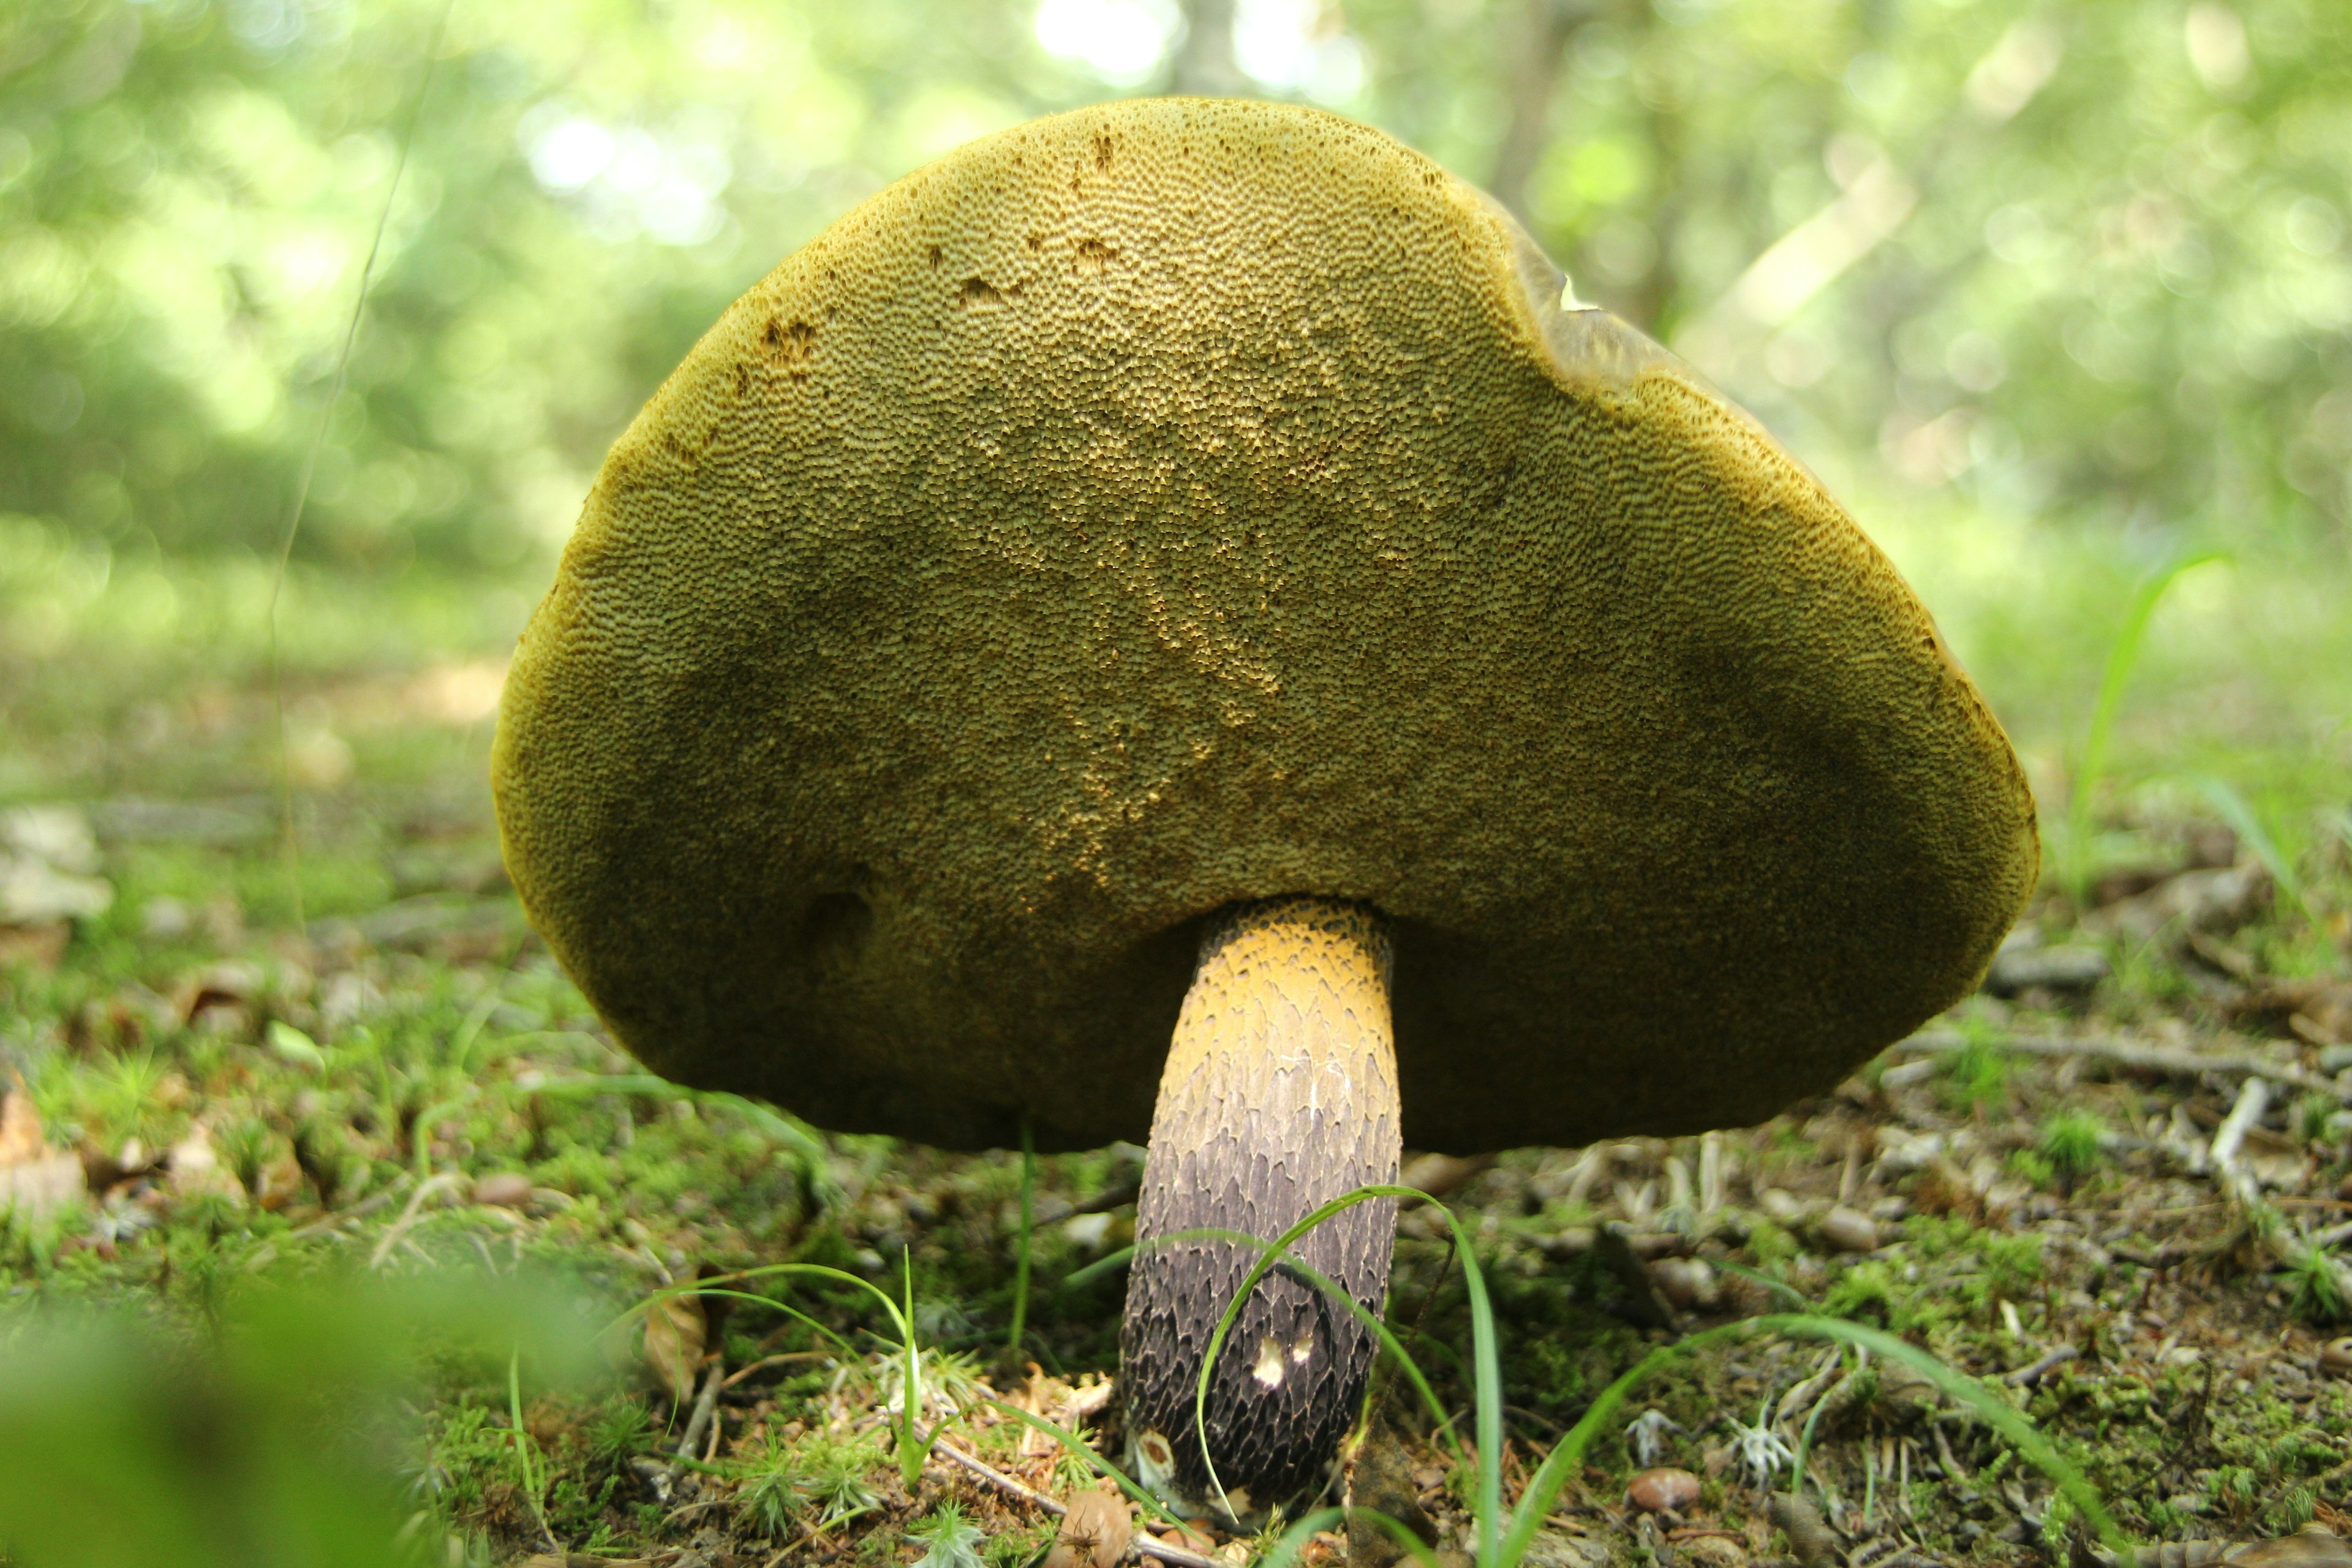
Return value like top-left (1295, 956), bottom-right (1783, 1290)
top-left (0, 804), bottom-right (113, 925)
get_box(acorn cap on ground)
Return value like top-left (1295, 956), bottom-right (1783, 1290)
top-left (492, 97), bottom-right (2038, 1154)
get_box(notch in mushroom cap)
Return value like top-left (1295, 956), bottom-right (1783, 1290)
top-left (493, 97), bottom-right (2037, 1517)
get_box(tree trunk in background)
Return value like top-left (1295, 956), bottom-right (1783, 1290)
top-left (1488, 0), bottom-right (1591, 225)
top-left (1172, 0), bottom-right (1242, 98)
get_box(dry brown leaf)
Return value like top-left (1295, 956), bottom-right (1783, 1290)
top-left (1018, 1362), bottom-right (1072, 1457)
top-left (1768, 1491), bottom-right (1843, 1568)
top-left (175, 960), bottom-right (262, 1028)
top-left (0, 921), bottom-right (70, 971)
top-left (1065, 1374), bottom-right (1115, 1423)
top-left (1044, 1484), bottom-right (1131, 1568)
top-left (254, 1151), bottom-right (306, 1210)
top-left (0, 1086), bottom-right (45, 1164)
top-left (642, 1290), bottom-right (706, 1404)
top-left (0, 1087), bottom-right (83, 1221)
top-left (167, 1125), bottom-right (244, 1205)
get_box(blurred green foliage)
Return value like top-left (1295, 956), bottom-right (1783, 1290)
top-left (3, 0), bottom-right (2350, 576)
top-left (0, 1272), bottom-right (600, 1568)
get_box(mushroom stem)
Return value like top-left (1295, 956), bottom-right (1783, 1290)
top-left (1120, 896), bottom-right (1401, 1517)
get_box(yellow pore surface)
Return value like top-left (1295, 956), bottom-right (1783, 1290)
top-left (493, 98), bottom-right (2038, 1153)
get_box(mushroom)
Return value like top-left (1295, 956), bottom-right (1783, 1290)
top-left (492, 100), bottom-right (2037, 1515)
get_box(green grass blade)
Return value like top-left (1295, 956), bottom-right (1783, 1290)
top-left (514, 1074), bottom-right (827, 1164)
top-left (409, 1088), bottom-right (475, 1177)
top-left (1448, 1215), bottom-right (1502, 1567)
top-left (506, 1344), bottom-right (552, 1548)
top-left (1254, 1506), bottom-right (1352, 1568)
top-left (662, 1287), bottom-right (859, 1361)
top-left (1714, 1260), bottom-right (1809, 1308)
top-left (615, 1264), bottom-right (906, 1346)
top-left (1787, 1350), bottom-right (1840, 1498)
top-left (1054, 1245), bottom-right (1136, 1295)
top-left (1009, 1120), bottom-right (1035, 1357)
top-left (2198, 776), bottom-right (2307, 913)
top-left (2324, 807), bottom-right (2352, 853)
top-left (263, 0), bottom-right (454, 932)
top-left (2065, 551), bottom-right (2225, 900)
top-left (899, 1247), bottom-right (926, 1488)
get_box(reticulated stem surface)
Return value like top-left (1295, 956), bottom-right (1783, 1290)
top-left (1120, 896), bottom-right (1401, 1515)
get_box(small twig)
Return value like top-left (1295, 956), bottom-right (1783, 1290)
top-left (935, 1435), bottom-right (1060, 1511)
top-left (366, 1170), bottom-right (466, 1270)
top-left (1073, 1178), bottom-right (1142, 1215)
top-left (674, 1359), bottom-right (725, 1461)
top-left (626, 1452), bottom-right (673, 1504)
top-left (1563, 1145), bottom-right (1608, 1207)
top-left (2108, 1243), bottom-right (2192, 1268)
top-left (2204, 1075), bottom-right (2352, 1308)
top-left (1932, 1420), bottom-right (1970, 1480)
top-left (283, 1180), bottom-right (407, 1241)
top-left (932, 1437), bottom-right (1221, 1568)
top-left (1698, 1130), bottom-right (1727, 1215)
top-left (1121, 1521), bottom-right (1224, 1565)
top-left (2004, 1344), bottom-right (2079, 1386)
top-left (1893, 1030), bottom-right (2351, 1103)
top-left (661, 1496), bottom-right (732, 1525)
top-left (1773, 1346), bottom-right (1845, 1430)
top-left (759, 1514), bottom-right (839, 1567)
top-left (719, 1351), bottom-right (831, 1391)
top-left (2210, 1075), bottom-right (2269, 1210)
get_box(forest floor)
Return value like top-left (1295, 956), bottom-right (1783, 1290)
top-left (2, 646), bottom-right (2351, 1567)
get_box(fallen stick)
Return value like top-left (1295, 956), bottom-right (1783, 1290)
top-left (1891, 1030), bottom-right (2350, 1103)
top-left (282, 1180), bottom-right (407, 1241)
top-left (365, 1170), bottom-right (467, 1270)
top-left (2203, 1076), bottom-right (2352, 1311)
top-left (674, 1359), bottom-right (725, 1462)
top-left (933, 1436), bottom-right (1220, 1568)
top-left (2003, 1344), bottom-right (2079, 1386)
top-left (2209, 1076), bottom-right (2269, 1210)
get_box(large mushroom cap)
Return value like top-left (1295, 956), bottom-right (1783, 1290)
top-left (494, 97), bottom-right (2038, 1155)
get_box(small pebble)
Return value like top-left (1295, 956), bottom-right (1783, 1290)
top-left (1649, 1256), bottom-right (1717, 1311)
top-left (472, 1171), bottom-right (535, 1208)
top-left (1626, 1466), bottom-right (1702, 1512)
top-left (1680, 1536), bottom-right (1749, 1568)
top-left (1819, 1205), bottom-right (1879, 1253)
top-left (141, 896), bottom-right (194, 941)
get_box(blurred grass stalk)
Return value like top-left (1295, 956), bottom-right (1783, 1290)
top-left (2060, 551), bottom-right (2225, 906)
top-left (2199, 775), bottom-right (2311, 918)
